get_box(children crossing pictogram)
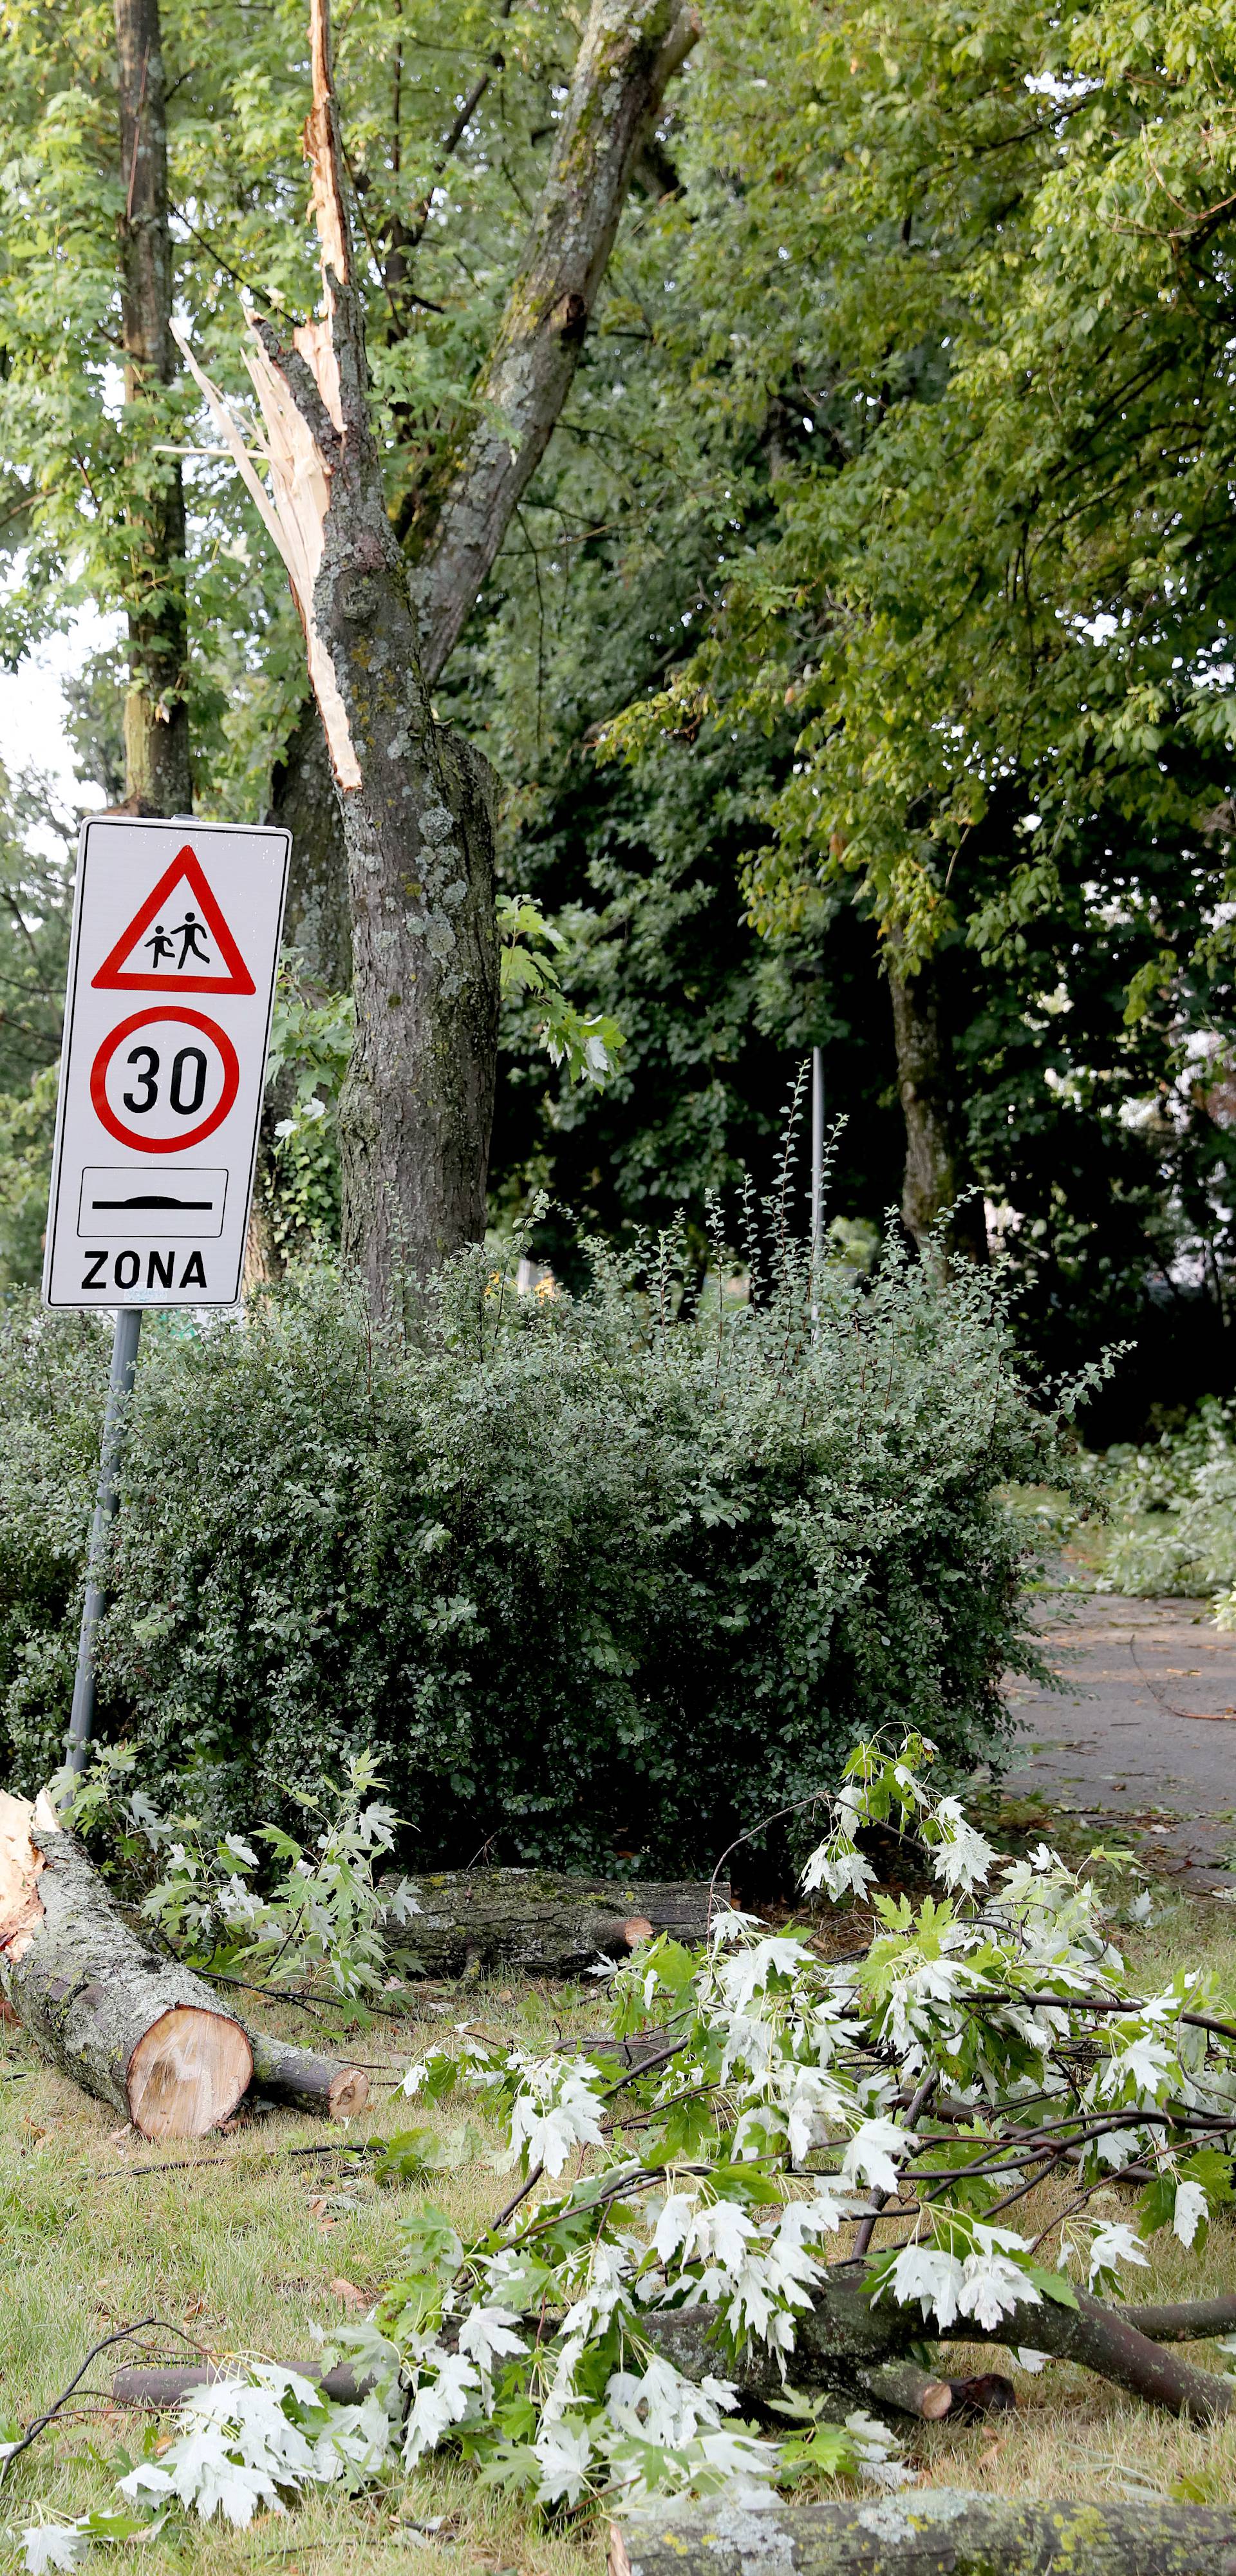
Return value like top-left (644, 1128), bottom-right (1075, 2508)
top-left (91, 845), bottom-right (256, 996)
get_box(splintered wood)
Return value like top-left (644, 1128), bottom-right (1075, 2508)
top-left (169, 0), bottom-right (360, 787)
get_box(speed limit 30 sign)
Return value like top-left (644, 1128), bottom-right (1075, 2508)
top-left (44, 815), bottom-right (290, 1308)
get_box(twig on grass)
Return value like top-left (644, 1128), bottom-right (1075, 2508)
top-left (0, 2319), bottom-right (207, 2480)
top-left (80, 2139), bottom-right (381, 2183)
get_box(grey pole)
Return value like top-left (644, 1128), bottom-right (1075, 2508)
top-left (810, 1045), bottom-right (825, 1258)
top-left (66, 1306), bottom-right (142, 1774)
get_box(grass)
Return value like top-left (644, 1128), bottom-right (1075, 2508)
top-left (5, 1904), bottom-right (1236, 2568)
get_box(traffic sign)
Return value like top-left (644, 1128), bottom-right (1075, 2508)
top-left (44, 815), bottom-right (290, 1308)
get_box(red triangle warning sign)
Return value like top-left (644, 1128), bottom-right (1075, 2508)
top-left (91, 846), bottom-right (256, 996)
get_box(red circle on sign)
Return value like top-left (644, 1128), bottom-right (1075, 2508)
top-left (89, 1007), bottom-right (241, 1153)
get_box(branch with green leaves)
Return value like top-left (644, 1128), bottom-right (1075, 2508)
top-left (498, 895), bottom-right (624, 1090)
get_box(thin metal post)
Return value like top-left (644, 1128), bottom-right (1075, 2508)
top-left (66, 1307), bottom-right (142, 1774)
top-left (810, 1046), bottom-right (825, 1258)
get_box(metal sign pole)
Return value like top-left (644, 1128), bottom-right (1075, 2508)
top-left (66, 1307), bottom-right (143, 1774)
top-left (810, 1046), bottom-right (825, 1257)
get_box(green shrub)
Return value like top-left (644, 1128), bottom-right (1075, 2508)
top-left (1092, 1397), bottom-right (1236, 1613)
top-left (0, 1232), bottom-right (1082, 1877)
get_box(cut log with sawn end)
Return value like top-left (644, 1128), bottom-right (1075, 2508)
top-left (246, 2030), bottom-right (369, 2120)
top-left (386, 1868), bottom-right (728, 1979)
top-left (611, 2490), bottom-right (1236, 2576)
top-left (0, 1789), bottom-right (368, 2136)
top-left (0, 1788), bottom-right (252, 2137)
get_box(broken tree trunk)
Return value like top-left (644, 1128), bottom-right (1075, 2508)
top-left (245, 2031), bottom-right (369, 2119)
top-left (269, 0), bottom-right (698, 1007)
top-left (390, 1868), bottom-right (726, 1978)
top-left (0, 1791), bottom-right (251, 2137)
top-left (183, 0), bottom-right (698, 1307)
top-left (611, 2492), bottom-right (1236, 2576)
top-left (176, 0), bottom-right (501, 1303)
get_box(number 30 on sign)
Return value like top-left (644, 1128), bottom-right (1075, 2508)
top-left (44, 815), bottom-right (290, 1309)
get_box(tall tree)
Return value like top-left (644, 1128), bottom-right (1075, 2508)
top-left (185, 0), bottom-right (697, 1302)
top-left (114, 0), bottom-right (191, 815)
top-left (270, 0), bottom-right (698, 990)
top-left (589, 0), bottom-right (1236, 1293)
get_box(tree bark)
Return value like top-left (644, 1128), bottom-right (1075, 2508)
top-left (333, 703), bottom-right (498, 1299)
top-left (0, 1791), bottom-right (251, 2137)
top-left (115, 0), bottom-right (191, 815)
top-left (114, 2358), bottom-right (378, 2407)
top-left (267, 696), bottom-right (354, 990)
top-left (885, 941), bottom-right (986, 1264)
top-left (245, 2030), bottom-right (369, 2119)
top-left (1119, 2293), bottom-right (1236, 2342)
top-left (401, 0), bottom-right (700, 676)
top-left (390, 1868), bottom-right (724, 1978)
top-left (610, 2494), bottom-right (1236, 2576)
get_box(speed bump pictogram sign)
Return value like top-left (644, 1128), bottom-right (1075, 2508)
top-left (44, 815), bottom-right (290, 1309)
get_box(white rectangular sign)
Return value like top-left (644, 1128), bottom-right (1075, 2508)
top-left (44, 814), bottom-right (290, 1309)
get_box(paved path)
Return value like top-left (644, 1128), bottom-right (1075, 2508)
top-left (1002, 1593), bottom-right (1236, 1885)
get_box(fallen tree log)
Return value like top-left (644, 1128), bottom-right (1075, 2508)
top-left (0, 1790), bottom-right (368, 2134)
top-left (389, 1869), bottom-right (726, 1978)
top-left (245, 2031), bottom-right (369, 2120)
top-left (113, 2358), bottom-right (373, 2407)
top-left (0, 1790), bottom-right (252, 2138)
top-left (610, 2490), bottom-right (1236, 2576)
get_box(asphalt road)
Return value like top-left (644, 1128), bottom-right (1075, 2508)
top-left (1002, 1593), bottom-right (1236, 1886)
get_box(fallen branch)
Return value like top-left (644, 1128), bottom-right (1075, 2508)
top-left (388, 1870), bottom-right (727, 1980)
top-left (104, 2268), bottom-right (1236, 2435)
top-left (245, 2031), bottom-right (369, 2119)
top-left (113, 2356), bottom-right (373, 2409)
top-left (645, 2270), bottom-right (1233, 2426)
top-left (930, 2280), bottom-right (1231, 2422)
top-left (1, 2320), bottom-right (203, 2480)
top-left (611, 2490), bottom-right (1236, 2576)
top-left (1120, 2292), bottom-right (1236, 2343)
